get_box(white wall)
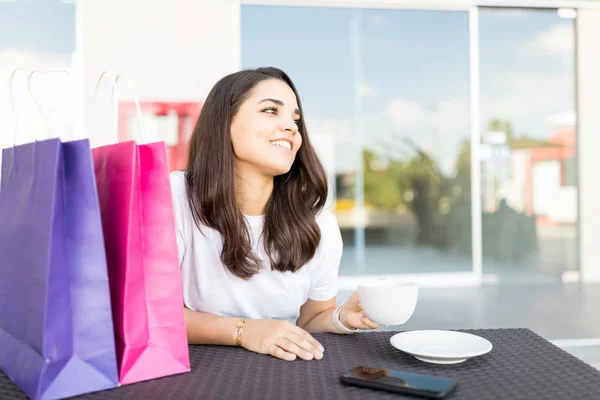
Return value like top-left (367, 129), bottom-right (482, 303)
top-left (78, 0), bottom-right (239, 146)
top-left (533, 161), bottom-right (561, 216)
top-left (577, 9), bottom-right (600, 283)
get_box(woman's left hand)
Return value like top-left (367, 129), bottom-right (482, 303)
top-left (339, 291), bottom-right (380, 331)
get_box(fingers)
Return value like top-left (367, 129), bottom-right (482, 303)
top-left (270, 345), bottom-right (297, 361)
top-left (360, 315), bottom-right (380, 330)
top-left (347, 314), bottom-right (380, 330)
top-left (287, 324), bottom-right (325, 354)
top-left (283, 331), bottom-right (324, 360)
top-left (276, 338), bottom-right (319, 361)
top-left (347, 291), bottom-right (361, 309)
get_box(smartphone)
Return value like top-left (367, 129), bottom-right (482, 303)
top-left (340, 366), bottom-right (457, 399)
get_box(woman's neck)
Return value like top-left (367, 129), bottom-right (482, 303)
top-left (235, 167), bottom-right (274, 216)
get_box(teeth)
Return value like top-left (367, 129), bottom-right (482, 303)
top-left (270, 140), bottom-right (292, 151)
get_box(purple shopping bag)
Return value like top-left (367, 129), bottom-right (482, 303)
top-left (0, 138), bottom-right (119, 400)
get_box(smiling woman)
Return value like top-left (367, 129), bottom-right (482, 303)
top-left (170, 67), bottom-right (380, 362)
top-left (186, 69), bottom-right (318, 279)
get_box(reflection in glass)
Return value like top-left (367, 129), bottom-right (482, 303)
top-left (350, 9), bottom-right (473, 275)
top-left (479, 8), bottom-right (577, 282)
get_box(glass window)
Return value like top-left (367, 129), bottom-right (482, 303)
top-left (479, 8), bottom-right (578, 282)
top-left (242, 6), bottom-right (472, 275)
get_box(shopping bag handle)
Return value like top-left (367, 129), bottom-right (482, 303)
top-left (91, 71), bottom-right (144, 144)
top-left (8, 68), bottom-right (71, 145)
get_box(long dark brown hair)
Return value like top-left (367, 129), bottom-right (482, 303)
top-left (185, 67), bottom-right (328, 279)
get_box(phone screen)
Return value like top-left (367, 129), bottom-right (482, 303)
top-left (342, 366), bottom-right (456, 397)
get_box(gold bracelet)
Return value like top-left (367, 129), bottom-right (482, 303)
top-left (236, 318), bottom-right (248, 347)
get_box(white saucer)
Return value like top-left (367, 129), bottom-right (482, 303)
top-left (390, 330), bottom-right (493, 364)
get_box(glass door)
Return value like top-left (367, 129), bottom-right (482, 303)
top-left (478, 7), bottom-right (578, 283)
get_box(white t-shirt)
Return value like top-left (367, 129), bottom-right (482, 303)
top-left (169, 171), bottom-right (343, 325)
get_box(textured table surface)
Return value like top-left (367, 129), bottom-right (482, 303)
top-left (1, 328), bottom-right (600, 399)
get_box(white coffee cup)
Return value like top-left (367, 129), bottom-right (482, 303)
top-left (357, 279), bottom-right (418, 326)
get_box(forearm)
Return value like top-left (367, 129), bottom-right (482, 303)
top-left (184, 308), bottom-right (239, 345)
top-left (301, 307), bottom-right (341, 334)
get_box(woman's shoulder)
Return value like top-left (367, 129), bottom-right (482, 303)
top-left (316, 208), bottom-right (338, 229)
top-left (169, 170), bottom-right (187, 194)
top-left (169, 170), bottom-right (213, 233)
top-left (169, 170), bottom-right (193, 222)
top-left (315, 208), bottom-right (342, 247)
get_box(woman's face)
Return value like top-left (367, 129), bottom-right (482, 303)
top-left (230, 79), bottom-right (303, 178)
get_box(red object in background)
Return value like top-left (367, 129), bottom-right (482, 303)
top-left (117, 102), bottom-right (202, 172)
top-left (525, 127), bottom-right (576, 219)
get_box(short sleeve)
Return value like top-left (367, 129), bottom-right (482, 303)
top-left (308, 209), bottom-right (344, 301)
top-left (169, 171), bottom-right (191, 268)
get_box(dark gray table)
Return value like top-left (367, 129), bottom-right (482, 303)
top-left (1, 329), bottom-right (600, 399)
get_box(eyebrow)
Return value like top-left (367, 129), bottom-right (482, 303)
top-left (258, 98), bottom-right (301, 116)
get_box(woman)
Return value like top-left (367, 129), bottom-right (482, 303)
top-left (170, 67), bottom-right (378, 362)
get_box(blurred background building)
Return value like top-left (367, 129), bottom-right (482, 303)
top-left (1, 0), bottom-right (599, 368)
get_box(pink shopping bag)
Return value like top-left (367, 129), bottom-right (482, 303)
top-left (92, 140), bottom-right (190, 385)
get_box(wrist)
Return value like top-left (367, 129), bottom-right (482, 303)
top-left (331, 304), bottom-right (356, 334)
top-left (338, 304), bottom-right (353, 330)
top-left (235, 317), bottom-right (249, 347)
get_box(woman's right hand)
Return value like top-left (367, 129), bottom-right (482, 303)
top-left (241, 319), bottom-right (325, 361)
